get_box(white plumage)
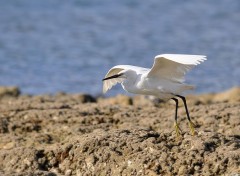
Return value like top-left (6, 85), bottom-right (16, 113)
top-left (102, 65), bottom-right (148, 94)
top-left (103, 54), bottom-right (206, 99)
top-left (102, 54), bottom-right (207, 136)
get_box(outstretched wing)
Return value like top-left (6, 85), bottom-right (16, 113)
top-left (147, 54), bottom-right (207, 82)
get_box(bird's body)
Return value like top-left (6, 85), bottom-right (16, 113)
top-left (103, 54), bottom-right (206, 99)
top-left (120, 66), bottom-right (193, 99)
top-left (102, 54), bottom-right (207, 136)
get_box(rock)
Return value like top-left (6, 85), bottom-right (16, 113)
top-left (213, 87), bottom-right (240, 102)
top-left (0, 87), bottom-right (239, 175)
top-left (98, 94), bottom-right (133, 106)
top-left (0, 86), bottom-right (20, 98)
top-left (55, 93), bottom-right (97, 103)
top-left (75, 94), bottom-right (97, 103)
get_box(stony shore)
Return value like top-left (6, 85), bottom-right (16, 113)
top-left (0, 87), bottom-right (239, 175)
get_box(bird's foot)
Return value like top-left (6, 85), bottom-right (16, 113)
top-left (188, 120), bottom-right (196, 136)
top-left (174, 122), bottom-right (182, 137)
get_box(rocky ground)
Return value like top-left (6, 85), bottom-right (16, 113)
top-left (0, 86), bottom-right (239, 175)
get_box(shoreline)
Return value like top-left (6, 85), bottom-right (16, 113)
top-left (0, 86), bottom-right (239, 175)
top-left (1, 85), bottom-right (239, 98)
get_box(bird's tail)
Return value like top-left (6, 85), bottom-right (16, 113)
top-left (175, 84), bottom-right (195, 96)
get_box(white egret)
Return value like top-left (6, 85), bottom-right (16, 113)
top-left (102, 54), bottom-right (207, 136)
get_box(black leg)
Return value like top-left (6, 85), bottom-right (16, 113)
top-left (176, 95), bottom-right (191, 122)
top-left (171, 98), bottom-right (178, 124)
top-left (171, 98), bottom-right (181, 136)
top-left (176, 95), bottom-right (195, 135)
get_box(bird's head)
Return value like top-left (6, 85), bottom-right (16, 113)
top-left (102, 67), bottom-right (138, 93)
top-left (102, 69), bottom-right (135, 81)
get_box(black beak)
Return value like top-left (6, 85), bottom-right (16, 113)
top-left (102, 74), bottom-right (122, 81)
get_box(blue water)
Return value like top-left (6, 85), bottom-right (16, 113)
top-left (0, 0), bottom-right (239, 96)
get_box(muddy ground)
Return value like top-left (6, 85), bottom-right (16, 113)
top-left (0, 87), bottom-right (239, 175)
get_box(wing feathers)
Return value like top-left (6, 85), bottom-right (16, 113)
top-left (147, 54), bottom-right (207, 82)
top-left (155, 54), bottom-right (206, 65)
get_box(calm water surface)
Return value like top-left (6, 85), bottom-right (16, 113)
top-left (0, 0), bottom-right (239, 96)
